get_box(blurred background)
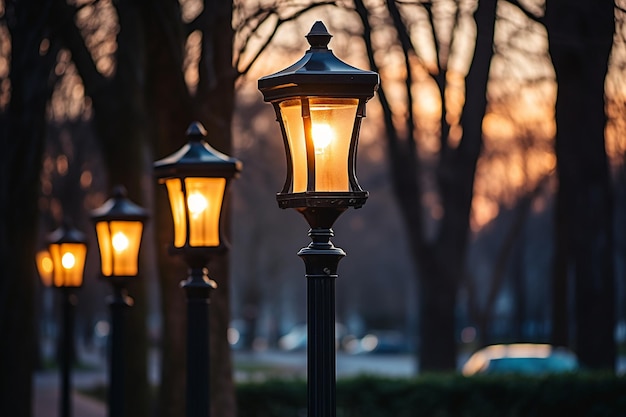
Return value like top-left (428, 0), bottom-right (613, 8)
top-left (1, 1), bottom-right (625, 417)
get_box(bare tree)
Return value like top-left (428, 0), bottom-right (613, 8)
top-left (345, 0), bottom-right (496, 371)
top-left (235, 0), bottom-right (550, 371)
top-left (545, 0), bottom-right (616, 369)
top-left (1, 0), bottom-right (241, 415)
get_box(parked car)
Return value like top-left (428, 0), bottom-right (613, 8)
top-left (462, 343), bottom-right (579, 376)
top-left (278, 323), bottom-right (348, 351)
top-left (345, 330), bottom-right (409, 354)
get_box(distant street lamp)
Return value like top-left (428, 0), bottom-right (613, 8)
top-left (258, 21), bottom-right (379, 417)
top-left (91, 185), bottom-right (148, 417)
top-left (153, 122), bottom-right (241, 417)
top-left (46, 220), bottom-right (88, 417)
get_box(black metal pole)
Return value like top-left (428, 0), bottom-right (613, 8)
top-left (59, 289), bottom-right (76, 417)
top-left (108, 283), bottom-right (132, 417)
top-left (298, 227), bottom-right (345, 417)
top-left (182, 266), bottom-right (216, 417)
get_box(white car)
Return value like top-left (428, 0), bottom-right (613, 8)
top-left (462, 343), bottom-right (579, 376)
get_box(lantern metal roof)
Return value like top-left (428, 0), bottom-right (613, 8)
top-left (258, 21), bottom-right (379, 102)
top-left (153, 122), bottom-right (242, 179)
top-left (48, 219), bottom-right (87, 245)
top-left (91, 185), bottom-right (148, 222)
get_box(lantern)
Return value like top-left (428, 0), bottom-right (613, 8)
top-left (91, 185), bottom-right (148, 278)
top-left (258, 21), bottom-right (379, 211)
top-left (153, 122), bottom-right (241, 260)
top-left (47, 220), bottom-right (87, 288)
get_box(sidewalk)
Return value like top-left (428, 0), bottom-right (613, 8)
top-left (33, 369), bottom-right (107, 417)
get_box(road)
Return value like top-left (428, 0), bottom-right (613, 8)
top-left (234, 350), bottom-right (419, 380)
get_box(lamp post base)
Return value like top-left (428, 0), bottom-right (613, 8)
top-left (107, 284), bottom-right (133, 417)
top-left (298, 223), bottom-right (345, 417)
top-left (60, 288), bottom-right (77, 417)
top-left (182, 266), bottom-right (216, 417)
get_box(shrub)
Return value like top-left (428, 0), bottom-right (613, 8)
top-left (236, 373), bottom-right (626, 417)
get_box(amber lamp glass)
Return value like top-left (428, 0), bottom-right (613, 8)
top-left (280, 98), bottom-right (359, 192)
top-left (154, 122), bottom-right (241, 254)
top-left (47, 221), bottom-right (88, 288)
top-left (164, 177), bottom-right (226, 247)
top-left (92, 186), bottom-right (148, 278)
top-left (36, 249), bottom-right (54, 287)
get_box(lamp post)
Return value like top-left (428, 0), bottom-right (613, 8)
top-left (91, 185), bottom-right (148, 417)
top-left (153, 122), bottom-right (241, 417)
top-left (258, 21), bottom-right (379, 417)
top-left (46, 220), bottom-right (88, 417)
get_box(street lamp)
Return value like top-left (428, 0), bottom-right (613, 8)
top-left (258, 21), bottom-right (379, 417)
top-left (91, 185), bottom-right (148, 417)
top-left (46, 220), bottom-right (88, 417)
top-left (153, 121), bottom-right (241, 417)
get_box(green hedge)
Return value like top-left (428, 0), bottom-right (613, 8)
top-left (236, 374), bottom-right (626, 417)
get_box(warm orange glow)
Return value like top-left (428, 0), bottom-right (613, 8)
top-left (184, 30), bottom-right (202, 94)
top-left (471, 195), bottom-right (500, 232)
top-left (96, 221), bottom-right (143, 276)
top-left (49, 243), bottom-right (87, 287)
top-left (36, 250), bottom-right (54, 287)
top-left (165, 179), bottom-right (187, 248)
top-left (165, 177), bottom-right (226, 248)
top-left (279, 98), bottom-right (358, 192)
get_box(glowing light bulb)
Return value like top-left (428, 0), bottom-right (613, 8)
top-left (112, 232), bottom-right (129, 252)
top-left (187, 192), bottom-right (208, 218)
top-left (311, 123), bottom-right (334, 154)
top-left (61, 252), bottom-right (76, 269)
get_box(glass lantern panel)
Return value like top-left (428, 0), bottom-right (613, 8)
top-left (279, 99), bottom-right (307, 193)
top-left (49, 242), bottom-right (87, 287)
top-left (184, 177), bottom-right (226, 247)
top-left (309, 98), bottom-right (358, 191)
top-left (96, 221), bottom-right (143, 276)
top-left (165, 178), bottom-right (188, 248)
top-left (279, 98), bottom-right (358, 192)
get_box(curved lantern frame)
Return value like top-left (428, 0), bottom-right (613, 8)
top-left (153, 122), bottom-right (242, 266)
top-left (91, 185), bottom-right (149, 283)
top-left (47, 220), bottom-right (88, 288)
top-left (258, 21), bottom-right (379, 212)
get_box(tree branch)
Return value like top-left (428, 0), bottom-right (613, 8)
top-left (477, 173), bottom-right (553, 341)
top-left (386, 0), bottom-right (417, 150)
top-left (235, 1), bottom-right (336, 77)
top-left (50, 0), bottom-right (107, 100)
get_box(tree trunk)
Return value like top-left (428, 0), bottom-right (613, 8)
top-left (0, 1), bottom-right (58, 415)
top-left (551, 185), bottom-right (570, 347)
top-left (418, 0), bottom-right (496, 371)
top-left (417, 247), bottom-right (458, 371)
top-left (546, 0), bottom-right (616, 369)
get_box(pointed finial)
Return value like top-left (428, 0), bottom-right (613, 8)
top-left (306, 21), bottom-right (332, 49)
top-left (111, 185), bottom-right (128, 199)
top-left (186, 121), bottom-right (208, 141)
